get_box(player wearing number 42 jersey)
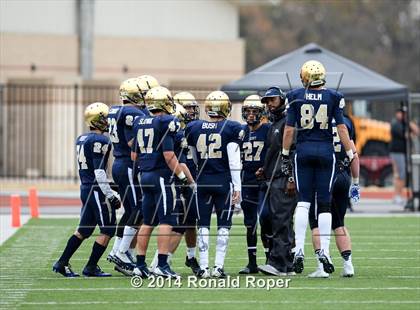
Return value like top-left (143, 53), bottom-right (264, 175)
top-left (186, 91), bottom-right (244, 278)
top-left (53, 102), bottom-right (121, 277)
top-left (107, 76), bottom-right (159, 274)
top-left (282, 60), bottom-right (356, 275)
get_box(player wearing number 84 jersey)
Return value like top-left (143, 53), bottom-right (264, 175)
top-left (282, 60), bottom-right (355, 275)
top-left (186, 90), bottom-right (244, 278)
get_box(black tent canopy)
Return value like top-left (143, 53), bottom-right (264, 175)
top-left (221, 43), bottom-right (408, 102)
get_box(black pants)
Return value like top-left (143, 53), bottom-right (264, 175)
top-left (267, 177), bottom-right (297, 272)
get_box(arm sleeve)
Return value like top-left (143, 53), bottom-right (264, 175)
top-left (94, 169), bottom-right (115, 198)
top-left (131, 124), bottom-right (139, 153)
top-left (227, 142), bottom-right (242, 191)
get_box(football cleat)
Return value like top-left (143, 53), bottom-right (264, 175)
top-left (115, 251), bottom-right (136, 271)
top-left (197, 268), bottom-right (211, 279)
top-left (293, 251), bottom-right (305, 274)
top-left (258, 264), bottom-right (286, 276)
top-left (114, 265), bottom-right (133, 276)
top-left (149, 250), bottom-right (159, 273)
top-left (82, 265), bottom-right (112, 277)
top-left (106, 251), bottom-right (118, 264)
top-left (317, 250), bottom-right (335, 274)
top-left (211, 266), bottom-right (227, 278)
top-left (153, 265), bottom-right (179, 279)
top-left (52, 261), bottom-right (79, 277)
top-left (308, 267), bottom-right (330, 278)
top-left (133, 264), bottom-right (151, 278)
top-left (342, 260), bottom-right (354, 277)
top-left (185, 256), bottom-right (201, 275)
top-left (239, 264), bottom-right (259, 274)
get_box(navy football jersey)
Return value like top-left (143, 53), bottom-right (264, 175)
top-left (186, 119), bottom-right (244, 175)
top-left (286, 87), bottom-right (345, 144)
top-left (108, 105), bottom-right (145, 158)
top-left (174, 129), bottom-right (187, 164)
top-left (241, 123), bottom-right (271, 183)
top-left (332, 115), bottom-right (355, 163)
top-left (76, 132), bottom-right (111, 185)
top-left (132, 114), bottom-right (181, 172)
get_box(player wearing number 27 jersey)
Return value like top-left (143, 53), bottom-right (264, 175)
top-left (281, 60), bottom-right (355, 275)
top-left (186, 91), bottom-right (243, 279)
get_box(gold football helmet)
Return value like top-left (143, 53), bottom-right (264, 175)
top-left (242, 94), bottom-right (265, 125)
top-left (137, 75), bottom-right (159, 94)
top-left (173, 103), bottom-right (188, 128)
top-left (300, 60), bottom-right (326, 87)
top-left (119, 77), bottom-right (143, 104)
top-left (204, 90), bottom-right (231, 118)
top-left (145, 86), bottom-right (175, 114)
top-left (84, 102), bottom-right (109, 131)
top-left (174, 91), bottom-right (199, 122)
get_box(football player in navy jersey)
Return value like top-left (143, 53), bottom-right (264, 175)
top-left (131, 87), bottom-right (195, 278)
top-left (308, 115), bottom-right (360, 278)
top-left (151, 93), bottom-right (201, 275)
top-left (107, 76), bottom-right (159, 273)
top-left (282, 60), bottom-right (355, 274)
top-left (186, 91), bottom-right (244, 278)
top-left (53, 102), bottom-right (121, 277)
top-left (238, 95), bottom-right (271, 274)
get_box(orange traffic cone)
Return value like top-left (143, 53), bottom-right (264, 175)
top-left (29, 188), bottom-right (39, 218)
top-left (11, 195), bottom-right (21, 228)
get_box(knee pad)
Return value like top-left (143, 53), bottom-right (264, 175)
top-left (297, 201), bottom-right (311, 211)
top-left (318, 202), bottom-right (331, 213)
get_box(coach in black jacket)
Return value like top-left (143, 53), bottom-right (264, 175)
top-left (257, 87), bottom-right (297, 276)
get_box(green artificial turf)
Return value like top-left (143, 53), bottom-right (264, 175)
top-left (0, 216), bottom-right (419, 309)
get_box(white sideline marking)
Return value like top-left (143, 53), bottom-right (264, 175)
top-left (0, 215), bottom-right (30, 245)
top-left (1, 287), bottom-right (419, 292)
top-left (13, 300), bottom-right (420, 306)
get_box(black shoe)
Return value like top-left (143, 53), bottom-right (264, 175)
top-left (185, 256), bottom-right (201, 275)
top-left (52, 261), bottom-right (79, 277)
top-left (114, 265), bottom-right (133, 277)
top-left (239, 264), bottom-right (259, 274)
top-left (293, 253), bottom-right (304, 274)
top-left (133, 264), bottom-right (151, 278)
top-left (82, 265), bottom-right (112, 277)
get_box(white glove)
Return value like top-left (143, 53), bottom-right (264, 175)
top-left (349, 183), bottom-right (361, 204)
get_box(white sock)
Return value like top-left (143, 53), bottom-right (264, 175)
top-left (118, 226), bottom-right (138, 253)
top-left (294, 202), bottom-right (310, 256)
top-left (128, 247), bottom-right (136, 258)
top-left (187, 247), bottom-right (196, 259)
top-left (111, 237), bottom-right (122, 254)
top-left (150, 250), bottom-right (158, 270)
top-left (318, 212), bottom-right (332, 254)
top-left (215, 228), bottom-right (229, 268)
top-left (198, 227), bottom-right (209, 269)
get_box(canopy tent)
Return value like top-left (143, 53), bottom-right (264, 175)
top-left (221, 43), bottom-right (408, 102)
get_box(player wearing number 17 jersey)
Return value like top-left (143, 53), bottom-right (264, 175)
top-left (282, 60), bottom-right (355, 275)
top-left (186, 91), bottom-right (244, 278)
top-left (107, 76), bottom-right (158, 273)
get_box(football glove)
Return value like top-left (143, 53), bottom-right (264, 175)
top-left (107, 192), bottom-right (121, 210)
top-left (349, 183), bottom-right (360, 204)
top-left (280, 154), bottom-right (293, 176)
